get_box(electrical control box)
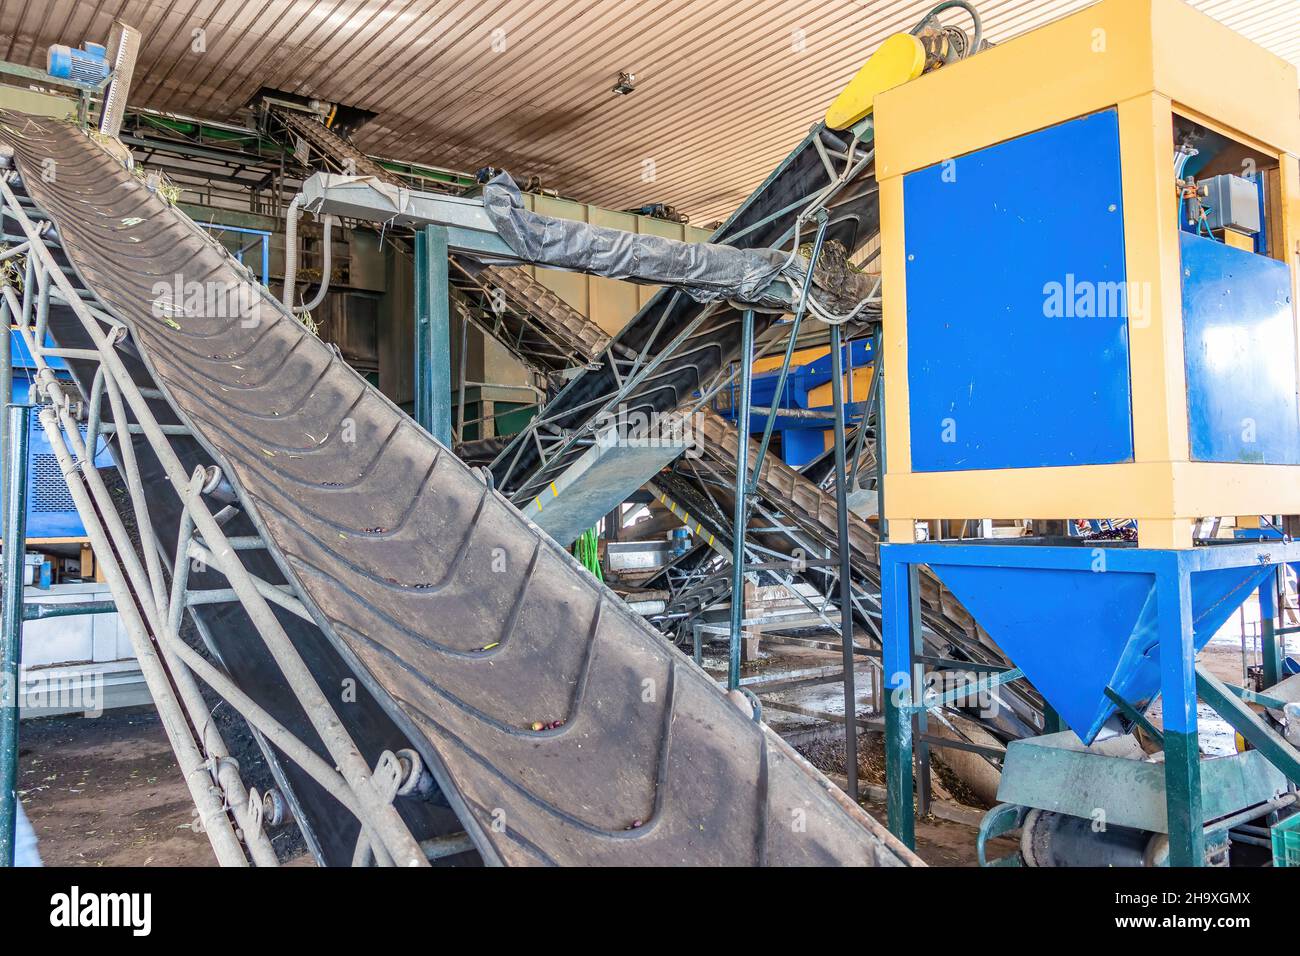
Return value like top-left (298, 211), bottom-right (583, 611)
top-left (1202, 173), bottom-right (1262, 236)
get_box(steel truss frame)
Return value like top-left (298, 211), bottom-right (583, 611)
top-left (0, 170), bottom-right (446, 868)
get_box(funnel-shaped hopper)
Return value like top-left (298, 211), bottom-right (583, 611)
top-left (928, 560), bottom-right (1272, 743)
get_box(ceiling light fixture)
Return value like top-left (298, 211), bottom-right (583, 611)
top-left (612, 71), bottom-right (636, 95)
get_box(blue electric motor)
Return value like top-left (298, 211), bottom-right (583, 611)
top-left (46, 41), bottom-right (110, 85)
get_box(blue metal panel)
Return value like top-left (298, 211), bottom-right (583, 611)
top-left (714, 339), bottom-right (872, 464)
top-left (903, 110), bottom-right (1134, 472)
top-left (782, 428), bottom-right (826, 467)
top-left (1180, 232), bottom-right (1300, 464)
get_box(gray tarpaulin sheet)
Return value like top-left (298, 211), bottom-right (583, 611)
top-left (482, 174), bottom-right (798, 306)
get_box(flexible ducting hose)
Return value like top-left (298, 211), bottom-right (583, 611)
top-left (281, 194), bottom-right (334, 315)
top-left (281, 193), bottom-right (301, 307)
top-left (294, 215), bottom-right (333, 315)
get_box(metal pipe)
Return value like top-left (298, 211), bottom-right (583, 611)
top-left (728, 309), bottom-right (755, 692)
top-left (37, 405), bottom-right (249, 866)
top-left (23, 600), bottom-right (116, 621)
top-left (873, 337), bottom-right (888, 540)
top-left (181, 481), bottom-right (425, 867)
top-left (750, 210), bottom-right (830, 486)
top-left (185, 541), bottom-right (314, 622)
top-left (848, 328), bottom-right (881, 493)
top-left (455, 311), bottom-right (469, 444)
top-left (42, 394), bottom-right (276, 864)
top-left (161, 492), bottom-right (278, 867)
top-left (99, 360), bottom-right (169, 618)
top-left (0, 403), bottom-right (29, 865)
top-left (1213, 793), bottom-right (1296, 836)
top-left (747, 405), bottom-right (845, 421)
top-left (829, 326), bottom-right (859, 802)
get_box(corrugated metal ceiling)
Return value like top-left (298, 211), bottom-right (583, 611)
top-left (1, 0), bottom-right (1297, 222)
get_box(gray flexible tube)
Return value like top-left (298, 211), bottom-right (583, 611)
top-left (281, 193), bottom-right (302, 307)
top-left (294, 215), bottom-right (332, 315)
top-left (281, 194), bottom-right (333, 314)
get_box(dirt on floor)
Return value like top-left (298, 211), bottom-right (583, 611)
top-left (797, 729), bottom-right (1006, 866)
top-left (18, 707), bottom-right (217, 867)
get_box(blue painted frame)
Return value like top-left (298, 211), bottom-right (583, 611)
top-left (1180, 231), bottom-right (1300, 464)
top-left (198, 223), bottom-right (272, 287)
top-left (880, 537), bottom-right (1300, 867)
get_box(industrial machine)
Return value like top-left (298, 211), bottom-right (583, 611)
top-left (8, 0), bottom-right (1298, 871)
top-left (0, 24), bottom-right (939, 862)
top-left (875, 0), bottom-right (1300, 866)
top-left (714, 340), bottom-right (874, 469)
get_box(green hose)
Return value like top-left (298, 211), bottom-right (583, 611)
top-left (572, 527), bottom-right (604, 582)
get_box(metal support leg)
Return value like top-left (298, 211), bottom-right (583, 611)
top-left (0, 404), bottom-right (29, 866)
top-left (1196, 663), bottom-right (1300, 784)
top-left (1158, 558), bottom-right (1204, 867)
top-left (455, 310), bottom-right (469, 445)
top-left (728, 310), bottom-right (755, 692)
top-left (909, 563), bottom-right (930, 817)
top-left (871, 335), bottom-right (887, 542)
top-left (415, 224), bottom-right (452, 445)
top-left (1259, 568), bottom-right (1283, 690)
top-left (0, 309), bottom-right (11, 536)
top-left (750, 210), bottom-right (828, 483)
top-left (829, 322), bottom-right (858, 801)
top-left (881, 547), bottom-right (915, 847)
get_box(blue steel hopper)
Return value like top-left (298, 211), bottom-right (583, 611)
top-left (926, 556), bottom-right (1275, 743)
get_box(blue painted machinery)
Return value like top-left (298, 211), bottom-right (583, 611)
top-left (874, 0), bottom-right (1300, 867)
top-left (715, 339), bottom-right (873, 468)
top-left (45, 42), bottom-right (110, 87)
top-left (8, 330), bottom-right (112, 541)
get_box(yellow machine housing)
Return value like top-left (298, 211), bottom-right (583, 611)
top-left (874, 0), bottom-right (1300, 549)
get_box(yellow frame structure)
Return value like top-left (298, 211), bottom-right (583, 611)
top-left (875, 0), bottom-right (1300, 549)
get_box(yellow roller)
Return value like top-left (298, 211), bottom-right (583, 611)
top-left (825, 33), bottom-right (927, 130)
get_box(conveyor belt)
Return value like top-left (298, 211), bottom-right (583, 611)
top-left (490, 122), bottom-right (880, 502)
top-left (2, 114), bottom-right (915, 866)
top-left (271, 108), bottom-right (609, 375)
